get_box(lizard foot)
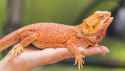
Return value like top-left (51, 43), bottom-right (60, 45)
top-left (74, 54), bottom-right (85, 69)
top-left (9, 44), bottom-right (24, 56)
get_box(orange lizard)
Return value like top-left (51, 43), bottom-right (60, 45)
top-left (0, 11), bottom-right (113, 69)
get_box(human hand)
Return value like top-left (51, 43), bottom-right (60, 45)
top-left (0, 46), bottom-right (109, 71)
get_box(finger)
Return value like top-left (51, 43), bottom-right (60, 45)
top-left (80, 46), bottom-right (109, 56)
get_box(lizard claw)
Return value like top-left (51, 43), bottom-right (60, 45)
top-left (74, 54), bottom-right (85, 69)
top-left (9, 44), bottom-right (24, 56)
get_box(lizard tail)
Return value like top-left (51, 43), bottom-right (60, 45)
top-left (0, 31), bottom-right (19, 52)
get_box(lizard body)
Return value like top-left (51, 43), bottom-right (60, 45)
top-left (0, 11), bottom-right (113, 69)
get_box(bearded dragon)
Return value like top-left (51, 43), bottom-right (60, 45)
top-left (0, 11), bottom-right (113, 69)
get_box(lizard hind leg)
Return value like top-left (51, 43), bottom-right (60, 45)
top-left (8, 33), bottom-right (37, 57)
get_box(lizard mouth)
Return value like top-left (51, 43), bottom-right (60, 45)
top-left (96, 11), bottom-right (111, 24)
top-left (99, 12), bottom-right (112, 28)
top-left (98, 16), bottom-right (113, 37)
top-left (101, 16), bottom-right (113, 27)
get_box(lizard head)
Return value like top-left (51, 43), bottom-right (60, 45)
top-left (79, 11), bottom-right (113, 45)
top-left (80, 11), bottom-right (113, 36)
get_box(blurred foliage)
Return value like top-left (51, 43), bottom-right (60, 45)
top-left (77, 0), bottom-right (119, 22)
top-left (22, 0), bottom-right (88, 25)
top-left (22, 0), bottom-right (119, 25)
top-left (0, 0), bottom-right (6, 35)
top-left (103, 38), bottom-right (125, 61)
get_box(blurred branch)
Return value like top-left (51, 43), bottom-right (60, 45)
top-left (4, 0), bottom-right (23, 34)
top-left (2, 0), bottom-right (24, 55)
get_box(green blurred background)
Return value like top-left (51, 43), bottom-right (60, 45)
top-left (0, 0), bottom-right (125, 71)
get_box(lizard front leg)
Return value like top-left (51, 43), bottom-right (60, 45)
top-left (9, 33), bottom-right (38, 56)
top-left (66, 37), bottom-right (84, 69)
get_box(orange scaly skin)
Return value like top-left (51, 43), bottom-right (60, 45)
top-left (0, 11), bottom-right (113, 69)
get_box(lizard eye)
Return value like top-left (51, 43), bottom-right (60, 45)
top-left (92, 25), bottom-right (96, 29)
